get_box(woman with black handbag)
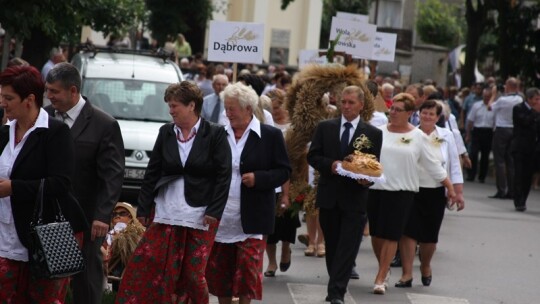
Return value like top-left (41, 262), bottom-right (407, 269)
top-left (0, 65), bottom-right (88, 303)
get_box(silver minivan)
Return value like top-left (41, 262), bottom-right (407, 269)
top-left (72, 47), bottom-right (184, 202)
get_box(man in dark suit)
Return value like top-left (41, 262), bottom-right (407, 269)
top-left (307, 86), bottom-right (382, 304)
top-left (45, 62), bottom-right (125, 304)
top-left (511, 87), bottom-right (540, 211)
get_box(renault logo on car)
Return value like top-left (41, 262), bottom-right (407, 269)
top-left (135, 151), bottom-right (144, 161)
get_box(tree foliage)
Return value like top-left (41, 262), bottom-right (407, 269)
top-left (416, 0), bottom-right (461, 48)
top-left (0, 0), bottom-right (145, 43)
top-left (146, 0), bottom-right (213, 47)
top-left (0, 0), bottom-right (146, 67)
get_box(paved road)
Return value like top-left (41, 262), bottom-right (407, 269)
top-left (212, 178), bottom-right (540, 303)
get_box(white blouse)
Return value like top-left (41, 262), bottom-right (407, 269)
top-left (153, 119), bottom-right (209, 231)
top-left (371, 125), bottom-right (447, 192)
top-left (0, 109), bottom-right (49, 262)
top-left (214, 116), bottom-right (263, 243)
top-left (418, 126), bottom-right (463, 188)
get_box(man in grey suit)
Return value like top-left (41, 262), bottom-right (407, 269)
top-left (201, 74), bottom-right (229, 123)
top-left (45, 62), bottom-right (125, 304)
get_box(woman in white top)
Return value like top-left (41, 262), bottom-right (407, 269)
top-left (116, 82), bottom-right (232, 303)
top-left (368, 93), bottom-right (456, 295)
top-left (395, 100), bottom-right (465, 289)
top-left (206, 82), bottom-right (290, 304)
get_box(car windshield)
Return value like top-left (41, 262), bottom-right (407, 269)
top-left (81, 78), bottom-right (172, 122)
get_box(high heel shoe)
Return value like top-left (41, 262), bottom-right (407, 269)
top-left (279, 249), bottom-right (292, 272)
top-left (373, 284), bottom-right (386, 295)
top-left (394, 278), bottom-right (413, 288)
top-left (304, 245), bottom-right (315, 256)
top-left (421, 275), bottom-right (432, 286)
top-left (316, 243), bottom-right (326, 257)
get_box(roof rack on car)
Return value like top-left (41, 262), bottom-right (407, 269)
top-left (77, 43), bottom-right (173, 63)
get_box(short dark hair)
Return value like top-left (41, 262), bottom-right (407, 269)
top-left (0, 65), bottom-right (44, 107)
top-left (164, 81), bottom-right (203, 116)
top-left (419, 99), bottom-right (443, 116)
top-left (525, 87), bottom-right (540, 100)
top-left (238, 74), bottom-right (265, 96)
top-left (46, 62), bottom-right (82, 92)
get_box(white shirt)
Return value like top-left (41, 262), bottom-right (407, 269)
top-left (219, 109), bottom-right (275, 127)
top-left (418, 126), bottom-right (463, 188)
top-left (55, 96), bottom-right (86, 128)
top-left (468, 102), bottom-right (494, 128)
top-left (0, 109), bottom-right (50, 261)
top-left (215, 116), bottom-right (263, 243)
top-left (369, 111), bottom-right (388, 127)
top-left (153, 119), bottom-right (208, 230)
top-left (491, 94), bottom-right (522, 127)
top-left (371, 125), bottom-right (447, 192)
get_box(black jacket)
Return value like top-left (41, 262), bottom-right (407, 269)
top-left (137, 119), bottom-right (232, 219)
top-left (0, 118), bottom-right (88, 249)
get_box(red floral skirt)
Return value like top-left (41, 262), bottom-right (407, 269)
top-left (0, 256), bottom-right (70, 304)
top-left (206, 238), bottom-right (266, 300)
top-left (115, 222), bottom-right (218, 304)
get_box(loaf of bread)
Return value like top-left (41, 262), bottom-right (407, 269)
top-left (342, 151), bottom-right (383, 177)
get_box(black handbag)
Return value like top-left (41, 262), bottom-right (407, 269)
top-left (29, 179), bottom-right (85, 279)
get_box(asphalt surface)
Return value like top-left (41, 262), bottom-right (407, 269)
top-left (212, 176), bottom-right (540, 303)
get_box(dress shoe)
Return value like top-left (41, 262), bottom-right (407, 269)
top-left (297, 234), bottom-right (309, 247)
top-left (515, 206), bottom-right (527, 212)
top-left (373, 284), bottom-right (386, 295)
top-left (350, 267), bottom-right (359, 279)
top-left (390, 254), bottom-right (401, 267)
top-left (325, 295), bottom-right (331, 302)
top-left (395, 278), bottom-right (413, 288)
top-left (330, 299), bottom-right (344, 304)
top-left (421, 275), bottom-right (432, 286)
top-left (488, 192), bottom-right (505, 199)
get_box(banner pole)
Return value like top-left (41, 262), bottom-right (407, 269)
top-left (232, 63), bottom-right (238, 83)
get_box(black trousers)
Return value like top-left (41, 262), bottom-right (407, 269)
top-left (513, 152), bottom-right (537, 208)
top-left (469, 127), bottom-right (493, 181)
top-left (319, 206), bottom-right (366, 301)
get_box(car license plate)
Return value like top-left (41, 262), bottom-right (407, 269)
top-left (124, 168), bottom-right (145, 179)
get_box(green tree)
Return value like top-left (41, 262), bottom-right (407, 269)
top-left (461, 0), bottom-right (488, 88)
top-left (493, 0), bottom-right (540, 85)
top-left (146, 0), bottom-right (213, 54)
top-left (416, 0), bottom-right (461, 48)
top-left (0, 0), bottom-right (145, 68)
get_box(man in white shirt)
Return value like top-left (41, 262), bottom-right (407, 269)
top-left (488, 77), bottom-right (523, 199)
top-left (201, 74), bottom-right (229, 123)
top-left (466, 87), bottom-right (495, 183)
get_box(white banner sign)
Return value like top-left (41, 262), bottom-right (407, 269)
top-left (207, 21), bottom-right (264, 64)
top-left (298, 50), bottom-right (328, 69)
top-left (371, 32), bottom-right (397, 62)
top-left (329, 17), bottom-right (376, 59)
top-left (336, 11), bottom-right (369, 23)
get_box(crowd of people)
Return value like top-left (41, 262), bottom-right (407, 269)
top-left (0, 44), bottom-right (539, 304)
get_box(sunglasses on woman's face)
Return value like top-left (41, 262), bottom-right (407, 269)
top-left (112, 211), bottom-right (130, 218)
